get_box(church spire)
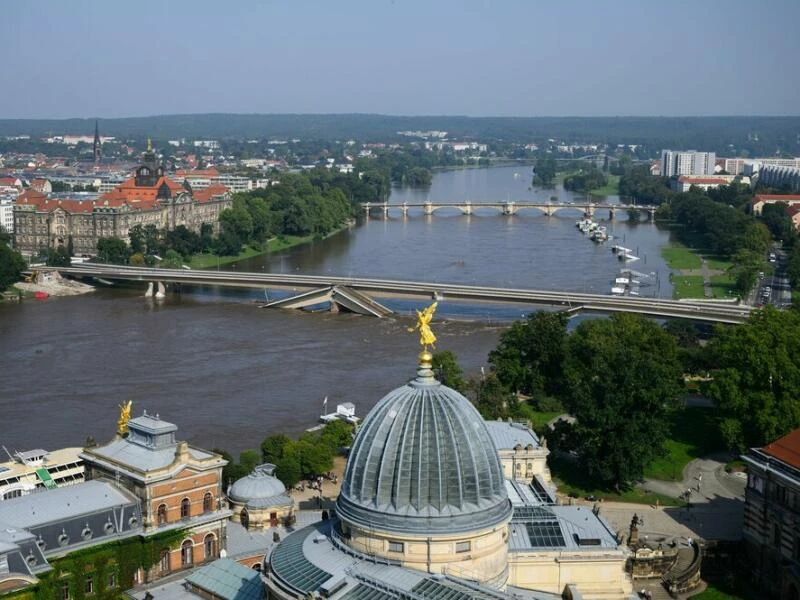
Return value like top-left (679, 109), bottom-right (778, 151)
top-left (93, 120), bottom-right (101, 163)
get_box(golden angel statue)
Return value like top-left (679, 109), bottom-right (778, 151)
top-left (117, 400), bottom-right (133, 435)
top-left (411, 302), bottom-right (438, 350)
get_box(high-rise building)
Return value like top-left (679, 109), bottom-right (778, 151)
top-left (661, 150), bottom-right (716, 177)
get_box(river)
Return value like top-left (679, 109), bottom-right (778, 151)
top-left (0, 166), bottom-right (674, 455)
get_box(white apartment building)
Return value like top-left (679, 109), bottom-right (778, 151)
top-left (661, 150), bottom-right (716, 177)
top-left (0, 197), bottom-right (14, 233)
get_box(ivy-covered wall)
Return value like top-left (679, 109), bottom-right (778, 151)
top-left (1, 529), bottom-right (186, 600)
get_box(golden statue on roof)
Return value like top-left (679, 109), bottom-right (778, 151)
top-left (117, 400), bottom-right (133, 436)
top-left (147, 138), bottom-right (152, 152)
top-left (411, 301), bottom-right (438, 351)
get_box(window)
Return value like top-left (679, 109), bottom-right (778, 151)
top-left (455, 541), bottom-right (471, 554)
top-left (160, 549), bottom-right (170, 573)
top-left (203, 492), bottom-right (213, 513)
top-left (85, 575), bottom-right (93, 595)
top-left (204, 534), bottom-right (216, 560)
top-left (387, 541), bottom-right (404, 553)
top-left (181, 497), bottom-right (190, 518)
top-left (107, 573), bottom-right (117, 589)
top-left (157, 503), bottom-right (168, 525)
top-left (61, 582), bottom-right (70, 600)
top-left (181, 540), bottom-right (194, 566)
top-left (3, 490), bottom-right (22, 500)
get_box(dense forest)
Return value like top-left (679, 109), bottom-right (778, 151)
top-left (1, 114), bottom-right (799, 156)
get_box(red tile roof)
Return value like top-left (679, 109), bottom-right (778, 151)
top-left (99, 175), bottom-right (184, 206)
top-left (193, 183), bottom-right (229, 203)
top-left (15, 191), bottom-right (95, 214)
top-left (754, 194), bottom-right (800, 203)
top-left (762, 429), bottom-right (800, 470)
top-left (677, 176), bottom-right (730, 184)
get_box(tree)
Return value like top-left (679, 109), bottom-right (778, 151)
top-left (275, 456), bottom-right (302, 488)
top-left (96, 237), bottom-right (130, 264)
top-left (0, 243), bottom-right (25, 292)
top-left (432, 350), bottom-right (467, 392)
top-left (319, 420), bottom-right (353, 451)
top-left (561, 313), bottom-right (682, 490)
top-left (39, 246), bottom-right (71, 267)
top-left (471, 373), bottom-right (516, 420)
top-left (129, 224), bottom-right (146, 254)
top-left (160, 249), bottom-right (184, 269)
top-left (261, 434), bottom-right (292, 464)
top-left (532, 155), bottom-right (557, 187)
top-left (488, 311), bottom-right (568, 397)
top-left (705, 307), bottom-right (800, 451)
top-left (239, 449), bottom-right (261, 474)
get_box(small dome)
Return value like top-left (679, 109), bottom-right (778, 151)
top-left (229, 464), bottom-right (289, 507)
top-left (337, 359), bottom-right (511, 534)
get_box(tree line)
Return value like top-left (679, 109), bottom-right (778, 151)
top-left (214, 420), bottom-right (353, 488)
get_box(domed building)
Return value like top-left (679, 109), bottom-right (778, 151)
top-left (337, 352), bottom-right (512, 584)
top-left (228, 464), bottom-right (293, 529)
top-left (265, 341), bottom-right (633, 600)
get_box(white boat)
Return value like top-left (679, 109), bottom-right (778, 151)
top-left (611, 245), bottom-right (631, 254)
top-left (619, 251), bottom-right (639, 262)
top-left (611, 285), bottom-right (627, 295)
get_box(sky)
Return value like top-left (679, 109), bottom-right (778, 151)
top-left (2, 0), bottom-right (799, 119)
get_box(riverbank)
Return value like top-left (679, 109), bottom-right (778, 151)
top-left (536, 171), bottom-right (620, 196)
top-left (13, 271), bottom-right (95, 297)
top-left (188, 221), bottom-right (354, 270)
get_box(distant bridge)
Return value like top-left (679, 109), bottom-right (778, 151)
top-left (52, 264), bottom-right (753, 324)
top-left (362, 201), bottom-right (657, 219)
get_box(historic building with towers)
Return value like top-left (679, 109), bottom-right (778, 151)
top-left (12, 143), bottom-right (231, 259)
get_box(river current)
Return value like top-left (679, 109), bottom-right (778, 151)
top-left (0, 166), bottom-right (674, 455)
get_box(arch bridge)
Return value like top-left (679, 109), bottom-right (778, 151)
top-left (362, 201), bottom-right (657, 220)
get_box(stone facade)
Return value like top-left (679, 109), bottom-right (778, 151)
top-left (80, 412), bottom-right (231, 584)
top-left (742, 429), bottom-right (800, 599)
top-left (13, 150), bottom-right (231, 259)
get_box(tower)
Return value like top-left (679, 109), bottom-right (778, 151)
top-left (93, 120), bottom-right (101, 163)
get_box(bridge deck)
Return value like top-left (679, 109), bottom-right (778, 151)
top-left (51, 264), bottom-right (753, 324)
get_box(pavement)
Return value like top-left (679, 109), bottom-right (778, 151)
top-left (593, 455), bottom-right (747, 542)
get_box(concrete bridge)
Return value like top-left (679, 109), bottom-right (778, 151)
top-left (362, 201), bottom-right (657, 220)
top-left (52, 264), bottom-right (753, 324)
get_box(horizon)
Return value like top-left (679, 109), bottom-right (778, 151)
top-left (2, 0), bottom-right (799, 119)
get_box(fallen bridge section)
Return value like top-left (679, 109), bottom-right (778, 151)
top-left (260, 285), bottom-right (393, 317)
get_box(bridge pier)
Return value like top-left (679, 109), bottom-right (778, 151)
top-left (363, 202), bottom-right (370, 219)
top-left (145, 281), bottom-right (166, 299)
top-left (609, 207), bottom-right (616, 220)
top-left (401, 203), bottom-right (409, 217)
top-left (382, 203), bottom-right (389, 219)
top-left (463, 202), bottom-right (472, 216)
top-left (584, 203), bottom-right (595, 218)
top-left (648, 207), bottom-right (656, 221)
top-left (503, 201), bottom-right (515, 216)
top-left (424, 202), bottom-right (433, 216)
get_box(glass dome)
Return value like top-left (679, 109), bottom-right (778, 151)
top-left (337, 360), bottom-right (511, 534)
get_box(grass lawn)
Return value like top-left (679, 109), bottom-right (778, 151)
top-left (704, 255), bottom-right (732, 271)
top-left (644, 407), bottom-right (722, 481)
top-left (662, 244), bottom-right (703, 270)
top-left (691, 583), bottom-right (746, 599)
top-left (672, 275), bottom-right (706, 299)
top-left (709, 274), bottom-right (737, 299)
top-left (187, 235), bottom-right (314, 270)
top-left (549, 456), bottom-right (684, 507)
top-left (589, 174), bottom-right (620, 196)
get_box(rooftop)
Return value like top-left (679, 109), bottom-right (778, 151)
top-left (761, 428), bottom-right (800, 470)
top-left (484, 420), bottom-right (540, 450)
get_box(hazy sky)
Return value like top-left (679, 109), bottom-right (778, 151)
top-left (3, 0), bottom-right (799, 119)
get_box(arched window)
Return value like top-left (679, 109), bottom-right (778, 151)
top-left (181, 540), bottom-right (193, 566)
top-left (241, 508), bottom-right (249, 529)
top-left (203, 492), bottom-right (213, 513)
top-left (159, 549), bottom-right (170, 573)
top-left (157, 503), bottom-right (168, 525)
top-left (204, 533), bottom-right (216, 560)
top-left (181, 497), bottom-right (190, 519)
